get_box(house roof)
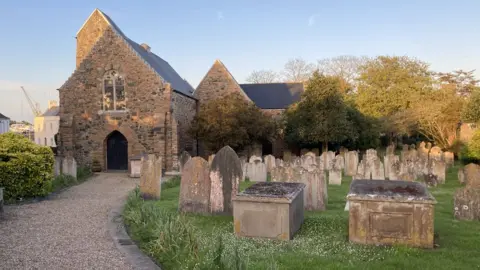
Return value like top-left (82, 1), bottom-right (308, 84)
top-left (41, 106), bottom-right (60, 117)
top-left (0, 113), bottom-right (9, 119)
top-left (240, 83), bottom-right (304, 109)
top-left (81, 9), bottom-right (195, 96)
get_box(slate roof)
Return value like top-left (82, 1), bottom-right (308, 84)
top-left (41, 106), bottom-right (60, 117)
top-left (0, 113), bottom-right (9, 119)
top-left (98, 10), bottom-right (195, 96)
top-left (240, 83), bottom-right (304, 109)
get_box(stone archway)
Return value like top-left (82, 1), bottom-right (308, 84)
top-left (105, 130), bottom-right (128, 170)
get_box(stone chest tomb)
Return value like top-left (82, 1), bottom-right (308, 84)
top-left (233, 182), bottom-right (305, 240)
top-left (347, 180), bottom-right (436, 248)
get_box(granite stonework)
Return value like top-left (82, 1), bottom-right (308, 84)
top-left (179, 157), bottom-right (211, 214)
top-left (347, 180), bottom-right (436, 248)
top-left (59, 10), bottom-right (196, 172)
top-left (233, 182), bottom-right (305, 240)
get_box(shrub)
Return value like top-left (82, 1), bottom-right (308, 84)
top-left (459, 130), bottom-right (480, 164)
top-left (77, 166), bottom-right (92, 182)
top-left (0, 132), bottom-right (54, 200)
top-left (51, 174), bottom-right (77, 191)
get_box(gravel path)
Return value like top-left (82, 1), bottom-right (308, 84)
top-left (0, 173), bottom-right (138, 270)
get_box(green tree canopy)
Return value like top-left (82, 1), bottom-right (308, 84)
top-left (189, 93), bottom-right (277, 153)
top-left (355, 56), bottom-right (432, 119)
top-left (462, 89), bottom-right (480, 123)
top-left (284, 71), bottom-right (353, 150)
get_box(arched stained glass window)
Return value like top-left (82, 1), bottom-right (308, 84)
top-left (103, 70), bottom-right (126, 111)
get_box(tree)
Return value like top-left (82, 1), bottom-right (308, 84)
top-left (282, 58), bottom-right (315, 82)
top-left (462, 89), bottom-right (480, 123)
top-left (434, 69), bottom-right (480, 97)
top-left (410, 88), bottom-right (465, 149)
top-left (284, 71), bottom-right (353, 152)
top-left (189, 93), bottom-right (276, 153)
top-left (355, 56), bottom-right (432, 119)
top-left (317, 55), bottom-right (369, 93)
top-left (245, 70), bottom-right (279, 83)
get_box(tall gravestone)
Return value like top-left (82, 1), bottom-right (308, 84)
top-left (454, 164), bottom-right (480, 220)
top-left (329, 157), bottom-right (343, 185)
top-left (345, 151), bottom-right (358, 176)
top-left (464, 163), bottom-right (480, 188)
top-left (179, 151), bottom-right (192, 172)
top-left (444, 152), bottom-right (454, 167)
top-left (62, 156), bottom-right (77, 178)
top-left (301, 152), bottom-right (317, 169)
top-left (139, 155), bottom-right (162, 200)
top-left (300, 165), bottom-right (327, 210)
top-left (264, 154), bottom-right (276, 173)
top-left (245, 160), bottom-right (267, 182)
top-left (179, 157), bottom-right (211, 213)
top-left (430, 159), bottom-right (446, 184)
top-left (209, 146), bottom-right (242, 215)
top-left (429, 146), bottom-right (443, 162)
top-left (389, 156), bottom-right (401, 180)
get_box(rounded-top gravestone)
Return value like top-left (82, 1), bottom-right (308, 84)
top-left (179, 157), bottom-right (211, 214)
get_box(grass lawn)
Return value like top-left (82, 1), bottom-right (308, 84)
top-left (123, 166), bottom-right (480, 270)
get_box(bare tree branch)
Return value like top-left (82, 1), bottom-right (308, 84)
top-left (282, 58), bottom-right (315, 82)
top-left (245, 70), bottom-right (279, 83)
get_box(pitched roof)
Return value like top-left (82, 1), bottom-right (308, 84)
top-left (0, 113), bottom-right (9, 119)
top-left (41, 106), bottom-right (60, 117)
top-left (240, 83), bottom-right (304, 109)
top-left (80, 9), bottom-right (194, 96)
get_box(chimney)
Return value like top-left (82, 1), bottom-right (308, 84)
top-left (141, 43), bottom-right (151, 52)
top-left (48, 100), bottom-right (58, 109)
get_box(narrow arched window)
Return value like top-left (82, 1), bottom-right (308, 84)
top-left (103, 70), bottom-right (126, 111)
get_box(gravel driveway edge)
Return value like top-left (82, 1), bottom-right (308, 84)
top-left (108, 199), bottom-right (161, 270)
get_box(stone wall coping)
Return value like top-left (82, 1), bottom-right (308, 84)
top-left (347, 180), bottom-right (436, 204)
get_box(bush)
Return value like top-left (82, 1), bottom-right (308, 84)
top-left (459, 130), bottom-right (480, 164)
top-left (77, 166), bottom-right (92, 182)
top-left (51, 174), bottom-right (77, 191)
top-left (0, 133), bottom-right (54, 200)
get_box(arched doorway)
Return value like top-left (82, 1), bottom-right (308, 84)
top-left (106, 131), bottom-right (128, 170)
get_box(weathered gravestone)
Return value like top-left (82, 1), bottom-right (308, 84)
top-left (345, 151), bottom-right (358, 176)
top-left (329, 157), bottom-right (343, 185)
top-left (62, 156), bottom-right (77, 178)
top-left (264, 154), bottom-right (276, 173)
top-left (208, 154), bottom-right (215, 166)
top-left (418, 142), bottom-right (430, 160)
top-left (444, 152), bottom-right (454, 167)
top-left (454, 188), bottom-right (480, 221)
top-left (179, 157), bottom-right (211, 214)
top-left (386, 155), bottom-right (401, 180)
top-left (430, 159), bottom-right (446, 184)
top-left (464, 163), bottom-right (480, 188)
top-left (386, 144), bottom-right (396, 156)
top-left (363, 150), bottom-right (385, 180)
top-left (320, 151), bottom-right (334, 171)
top-left (209, 146), bottom-right (242, 215)
top-left (458, 167), bottom-right (465, 184)
top-left (399, 160), bottom-right (416, 181)
top-left (300, 165), bottom-right (327, 210)
top-left (249, 155), bottom-right (262, 163)
top-left (429, 146), bottom-right (443, 162)
top-left (139, 155), bottom-right (163, 200)
top-left (54, 156), bottom-right (62, 177)
top-left (301, 152), bottom-right (317, 169)
top-left (300, 148), bottom-right (309, 156)
top-left (179, 151), bottom-right (191, 172)
top-left (401, 144), bottom-right (409, 161)
top-left (245, 160), bottom-right (267, 182)
top-left (275, 158), bottom-right (284, 168)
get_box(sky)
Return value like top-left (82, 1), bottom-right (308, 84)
top-left (1, 0), bottom-right (480, 122)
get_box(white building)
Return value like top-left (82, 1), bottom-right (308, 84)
top-left (0, 113), bottom-right (10, 134)
top-left (34, 101), bottom-right (60, 146)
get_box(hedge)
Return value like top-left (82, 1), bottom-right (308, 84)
top-left (459, 129), bottom-right (480, 164)
top-left (0, 132), bottom-right (54, 200)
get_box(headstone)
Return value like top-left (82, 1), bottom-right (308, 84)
top-left (345, 151), bottom-right (359, 176)
top-left (300, 165), bottom-right (327, 210)
top-left (423, 173), bottom-right (438, 187)
top-left (209, 146), bottom-right (242, 214)
top-left (249, 155), bottom-right (262, 163)
top-left (271, 166), bottom-right (285, 182)
top-left (399, 160), bottom-right (416, 181)
top-left (388, 156), bottom-right (401, 180)
top-left (300, 148), bottom-right (309, 156)
top-left (354, 158), bottom-right (367, 180)
top-left (418, 142), bottom-right (429, 160)
top-left (301, 152), bottom-right (317, 169)
top-left (429, 146), bottom-right (443, 162)
top-left (464, 163), bottom-right (480, 188)
top-left (179, 151), bottom-right (191, 172)
top-left (371, 159), bottom-right (385, 180)
top-left (335, 155), bottom-right (345, 170)
top-left (283, 150), bottom-right (292, 162)
top-left (430, 159), bottom-right (446, 184)
top-left (458, 167), bottom-right (465, 184)
top-left (386, 144), bottom-right (396, 156)
top-left (339, 146), bottom-right (348, 157)
top-left (208, 154), bottom-right (215, 166)
top-left (264, 154), bottom-right (276, 173)
top-left (275, 158), bottom-right (284, 168)
top-left (245, 160), bottom-right (267, 182)
top-left (62, 156), bottom-right (77, 178)
top-left (179, 157), bottom-right (211, 213)
top-left (139, 155), bottom-right (162, 200)
top-left (329, 158), bottom-right (343, 185)
top-left (291, 157), bottom-right (302, 168)
top-left (320, 151), bottom-right (334, 170)
top-left (401, 144), bottom-right (409, 161)
top-left (444, 152), bottom-right (454, 166)
top-left (454, 188), bottom-right (480, 221)
top-left (54, 156), bottom-right (62, 177)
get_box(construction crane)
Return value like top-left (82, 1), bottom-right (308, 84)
top-left (20, 86), bottom-right (42, 116)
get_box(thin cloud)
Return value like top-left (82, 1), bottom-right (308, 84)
top-left (308, 14), bottom-right (317, 27)
top-left (217, 11), bottom-right (224, 20)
